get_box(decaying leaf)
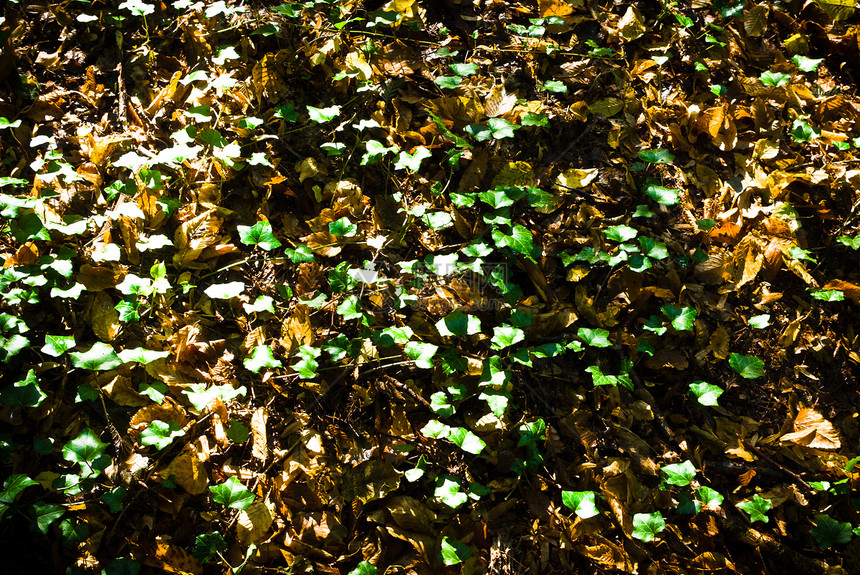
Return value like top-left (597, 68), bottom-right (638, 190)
top-left (781, 407), bottom-right (841, 450)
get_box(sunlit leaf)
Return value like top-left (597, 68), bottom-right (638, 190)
top-left (561, 490), bottom-right (600, 519)
top-left (329, 217), bottom-right (358, 237)
top-left (697, 486), bottom-right (724, 509)
top-left (491, 325), bottom-right (525, 350)
top-left (0, 370), bottom-right (44, 407)
top-left (435, 475), bottom-right (467, 508)
top-left (578, 327), bottom-right (611, 348)
top-left (405, 341), bottom-right (438, 369)
top-left (237, 220), bottom-right (281, 251)
top-left (70, 342), bottom-right (122, 371)
top-left (748, 314), bottom-right (770, 328)
top-left (792, 55), bottom-right (823, 72)
top-left (736, 494), bottom-right (771, 523)
top-left (140, 420), bottom-right (185, 450)
top-left (789, 118), bottom-right (819, 142)
top-left (729, 353), bottom-right (764, 379)
top-left (244, 345), bottom-right (283, 373)
top-left (605, 225), bottom-right (637, 242)
top-left (203, 281), bottom-right (245, 299)
top-left (436, 309), bottom-right (482, 337)
top-left (662, 460), bottom-right (696, 486)
top-left (632, 511), bottom-right (666, 541)
top-left (760, 71), bottom-right (790, 87)
top-left (689, 381), bottom-right (723, 406)
top-left (31, 502), bottom-right (65, 534)
top-left (643, 183), bottom-right (680, 205)
top-left (440, 536), bottom-right (473, 565)
top-left (210, 477), bottom-right (255, 510)
top-left (661, 304), bottom-right (697, 331)
top-left (307, 105), bottom-right (341, 123)
top-left (347, 561), bottom-right (378, 575)
top-left (638, 149), bottom-right (675, 163)
top-left (447, 427), bottom-right (486, 455)
top-left (183, 383), bottom-right (246, 411)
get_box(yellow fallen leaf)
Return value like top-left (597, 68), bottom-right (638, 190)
top-left (555, 167), bottom-right (598, 190)
top-left (237, 497), bottom-right (275, 545)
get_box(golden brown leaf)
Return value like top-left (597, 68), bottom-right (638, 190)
top-left (781, 407), bottom-right (841, 450)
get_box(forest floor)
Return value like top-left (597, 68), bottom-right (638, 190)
top-left (2, 0), bottom-right (860, 574)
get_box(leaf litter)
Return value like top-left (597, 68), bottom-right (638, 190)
top-left (1, 0), bottom-right (860, 574)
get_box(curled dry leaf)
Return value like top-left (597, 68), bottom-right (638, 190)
top-left (780, 407), bottom-right (841, 450)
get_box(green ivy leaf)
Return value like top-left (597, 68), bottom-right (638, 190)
top-left (210, 477), bottom-right (255, 510)
top-left (748, 314), bottom-right (770, 328)
top-left (183, 383), bottom-right (246, 411)
top-left (810, 289), bottom-right (845, 301)
top-left (440, 536), bottom-right (473, 566)
top-left (203, 281), bottom-right (245, 299)
top-left (285, 244), bottom-right (315, 263)
top-left (329, 217), bottom-right (358, 237)
top-left (0, 369), bottom-right (45, 407)
top-left (307, 105), bottom-right (341, 123)
top-left (810, 514), bottom-right (853, 549)
top-left (689, 381), bottom-right (723, 406)
top-left (677, 491), bottom-right (702, 515)
top-left (193, 532), bottom-right (228, 564)
top-left (421, 419), bottom-right (452, 439)
top-left (101, 487), bottom-right (127, 513)
top-left (729, 352), bottom-right (764, 379)
top-left (792, 55), bottom-right (823, 72)
top-left (661, 304), bottom-right (697, 331)
top-left (561, 490), bottom-right (600, 519)
top-left (837, 235), bottom-right (860, 249)
top-left (605, 225), bottom-right (638, 242)
top-left (450, 62), bottom-right (478, 76)
top-left (638, 149), bottom-right (675, 163)
top-left (118, 347), bottom-right (170, 365)
top-left (435, 475), bottom-right (467, 508)
top-left (237, 220), bottom-right (282, 251)
top-left (696, 486), bottom-right (724, 509)
top-left (405, 341), bottom-right (438, 369)
top-left (447, 427), bottom-right (486, 455)
top-left (244, 345), bottom-right (283, 373)
top-left (1, 474), bottom-right (38, 504)
top-left (578, 327), bottom-right (611, 348)
top-left (491, 224), bottom-right (537, 261)
top-left (736, 494), bottom-right (771, 523)
top-left (479, 390), bottom-right (510, 418)
top-left (760, 71), bottom-right (791, 87)
top-left (639, 236), bottom-right (669, 259)
top-left (436, 309), bottom-right (482, 337)
top-left (395, 147), bottom-right (432, 171)
top-left (491, 325), bottom-right (525, 350)
top-left (243, 295), bottom-right (275, 314)
top-left (62, 428), bottom-right (108, 471)
top-left (293, 345), bottom-right (321, 379)
top-left (70, 342), bottom-right (122, 371)
top-left (643, 183), bottom-right (680, 205)
top-left (539, 80), bottom-right (568, 93)
top-left (522, 112), bottom-right (549, 126)
top-left (788, 245), bottom-right (816, 263)
top-left (31, 502), bottom-right (65, 534)
top-left (661, 460), bottom-right (696, 486)
top-left (336, 295), bottom-right (363, 320)
top-left (434, 75), bottom-right (463, 89)
top-left (632, 511), bottom-right (666, 542)
top-left (789, 118), bottom-right (819, 142)
top-left (139, 420), bottom-right (185, 450)
top-left (347, 561), bottom-right (378, 575)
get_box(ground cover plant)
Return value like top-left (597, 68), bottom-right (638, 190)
top-left (2, 0), bottom-right (860, 573)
